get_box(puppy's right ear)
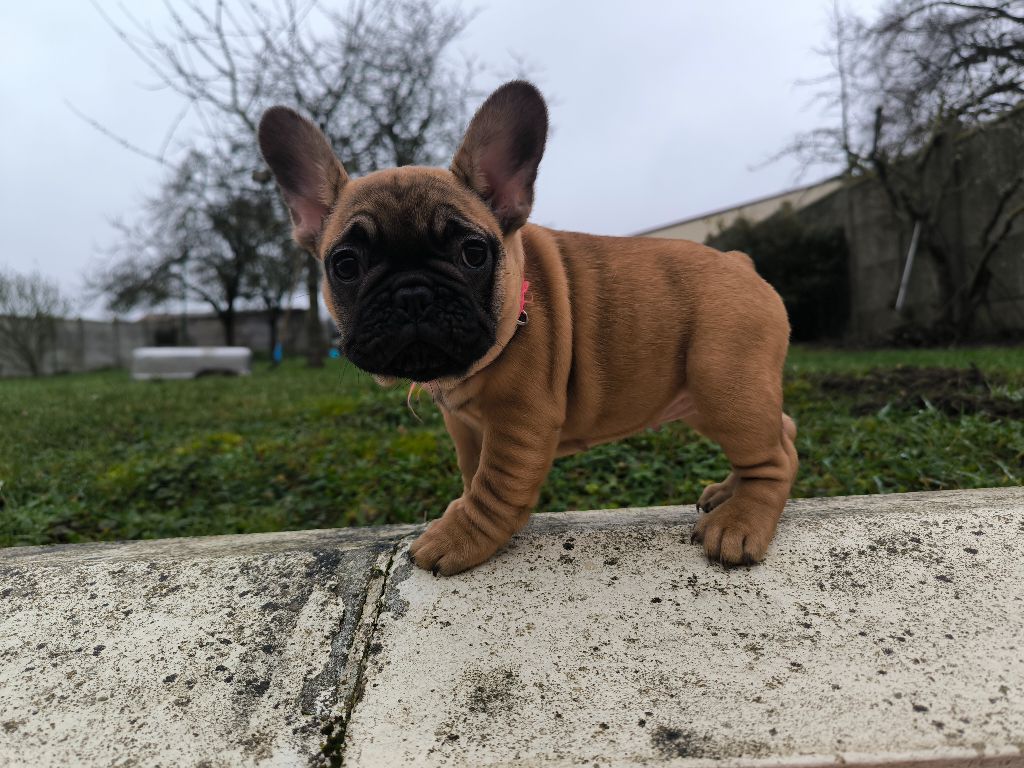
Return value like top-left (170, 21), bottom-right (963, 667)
top-left (258, 107), bottom-right (348, 253)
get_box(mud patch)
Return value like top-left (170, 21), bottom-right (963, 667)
top-left (651, 726), bottom-right (713, 759)
top-left (809, 366), bottom-right (1022, 417)
top-left (463, 666), bottom-right (524, 716)
top-left (425, 666), bottom-right (528, 752)
top-left (651, 725), bottom-right (769, 760)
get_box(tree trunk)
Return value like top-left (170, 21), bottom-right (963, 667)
top-left (220, 306), bottom-right (236, 346)
top-left (924, 238), bottom-right (960, 336)
top-left (18, 317), bottom-right (51, 376)
top-left (959, 267), bottom-right (992, 341)
top-left (305, 256), bottom-right (325, 368)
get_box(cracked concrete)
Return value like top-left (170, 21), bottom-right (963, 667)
top-left (1, 488), bottom-right (1023, 767)
top-left (345, 488), bottom-right (1024, 767)
top-left (0, 527), bottom-right (411, 767)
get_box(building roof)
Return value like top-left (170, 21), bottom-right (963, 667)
top-left (635, 175), bottom-right (843, 241)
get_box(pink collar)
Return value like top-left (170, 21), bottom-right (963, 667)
top-left (518, 279), bottom-right (531, 323)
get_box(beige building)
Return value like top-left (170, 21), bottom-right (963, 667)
top-left (636, 177), bottom-right (842, 242)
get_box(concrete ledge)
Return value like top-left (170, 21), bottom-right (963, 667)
top-left (2, 487), bottom-right (1023, 767)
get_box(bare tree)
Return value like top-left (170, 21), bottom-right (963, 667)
top-left (90, 0), bottom-right (480, 364)
top-left (245, 238), bottom-right (306, 362)
top-left (789, 0), bottom-right (1024, 338)
top-left (93, 147), bottom-right (283, 347)
top-left (0, 270), bottom-right (73, 377)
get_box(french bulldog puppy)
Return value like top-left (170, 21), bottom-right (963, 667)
top-left (258, 81), bottom-right (798, 575)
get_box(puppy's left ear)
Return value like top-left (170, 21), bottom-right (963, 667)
top-left (451, 81), bottom-right (548, 234)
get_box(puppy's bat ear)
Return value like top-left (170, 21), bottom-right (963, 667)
top-left (258, 107), bottom-right (348, 253)
top-left (451, 81), bottom-right (548, 234)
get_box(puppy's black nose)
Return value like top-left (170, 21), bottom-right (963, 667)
top-left (394, 284), bottom-right (435, 320)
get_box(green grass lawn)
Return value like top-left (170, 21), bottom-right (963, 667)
top-left (2, 346), bottom-right (1022, 548)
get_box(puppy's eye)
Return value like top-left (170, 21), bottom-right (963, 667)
top-left (329, 249), bottom-right (361, 283)
top-left (460, 239), bottom-right (489, 270)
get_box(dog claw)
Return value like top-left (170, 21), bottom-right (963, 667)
top-left (431, 564), bottom-right (441, 577)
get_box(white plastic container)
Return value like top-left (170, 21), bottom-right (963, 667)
top-left (130, 347), bottom-right (252, 380)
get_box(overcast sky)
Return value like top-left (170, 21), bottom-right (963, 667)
top-left (1, 0), bottom-right (882, 318)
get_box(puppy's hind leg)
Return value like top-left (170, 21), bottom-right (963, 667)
top-left (697, 414), bottom-right (796, 512)
top-left (686, 339), bottom-right (798, 566)
top-left (697, 471), bottom-right (738, 513)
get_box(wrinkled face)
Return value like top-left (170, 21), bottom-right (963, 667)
top-left (258, 80), bottom-right (548, 384)
top-left (319, 169), bottom-right (504, 381)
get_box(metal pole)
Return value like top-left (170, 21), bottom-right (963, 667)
top-left (895, 220), bottom-right (921, 312)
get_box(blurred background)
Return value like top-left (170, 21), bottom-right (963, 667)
top-left (1, 0), bottom-right (1022, 547)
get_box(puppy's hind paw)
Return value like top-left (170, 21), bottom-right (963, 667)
top-left (697, 472), bottom-right (738, 513)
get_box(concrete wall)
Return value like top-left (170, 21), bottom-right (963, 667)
top-left (0, 310), bottom-right (335, 378)
top-left (801, 112), bottom-right (1024, 341)
top-left (2, 488), bottom-right (1023, 766)
top-left (142, 309), bottom-right (322, 357)
top-left (947, 114), bottom-right (1024, 335)
top-left (0, 318), bottom-right (149, 378)
top-left (637, 111), bottom-right (1024, 343)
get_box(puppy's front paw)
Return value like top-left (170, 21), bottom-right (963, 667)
top-left (408, 498), bottom-right (507, 576)
top-left (690, 501), bottom-right (775, 567)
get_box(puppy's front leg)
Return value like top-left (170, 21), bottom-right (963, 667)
top-left (409, 421), bottom-right (559, 576)
top-left (442, 411), bottom-right (481, 495)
